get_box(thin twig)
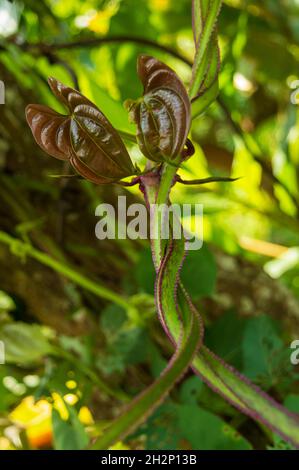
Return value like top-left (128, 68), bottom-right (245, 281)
top-left (46, 51), bottom-right (80, 90)
top-left (19, 35), bottom-right (193, 67)
top-left (176, 175), bottom-right (239, 185)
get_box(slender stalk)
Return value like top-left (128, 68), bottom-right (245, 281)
top-left (0, 231), bottom-right (131, 311)
top-left (189, 0), bottom-right (222, 99)
top-left (151, 163), bottom-right (179, 267)
top-left (177, 175), bottom-right (239, 185)
top-left (20, 36), bottom-right (192, 67)
top-left (0, 174), bottom-right (69, 262)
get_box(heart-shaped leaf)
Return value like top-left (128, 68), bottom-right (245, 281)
top-left (128, 55), bottom-right (191, 163)
top-left (26, 78), bottom-right (136, 184)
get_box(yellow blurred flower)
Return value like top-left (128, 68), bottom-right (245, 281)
top-left (88, 4), bottom-right (118, 35)
top-left (66, 380), bottom-right (77, 390)
top-left (9, 396), bottom-right (50, 426)
top-left (74, 2), bottom-right (118, 35)
top-left (63, 393), bottom-right (79, 406)
top-left (52, 392), bottom-right (69, 421)
top-left (110, 441), bottom-right (131, 450)
top-left (149, 0), bottom-right (170, 12)
top-left (78, 406), bottom-right (94, 425)
top-left (9, 396), bottom-right (52, 449)
top-left (0, 437), bottom-right (14, 450)
top-left (8, 393), bottom-right (94, 448)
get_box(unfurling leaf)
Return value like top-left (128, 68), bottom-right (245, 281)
top-left (127, 55), bottom-right (191, 163)
top-left (26, 78), bottom-right (136, 184)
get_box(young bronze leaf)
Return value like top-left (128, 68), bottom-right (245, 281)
top-left (26, 78), bottom-right (136, 184)
top-left (25, 104), bottom-right (71, 161)
top-left (128, 55), bottom-right (191, 163)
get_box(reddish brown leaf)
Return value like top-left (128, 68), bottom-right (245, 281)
top-left (26, 78), bottom-right (136, 184)
top-left (128, 55), bottom-right (191, 163)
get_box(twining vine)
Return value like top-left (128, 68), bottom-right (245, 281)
top-left (25, 0), bottom-right (299, 449)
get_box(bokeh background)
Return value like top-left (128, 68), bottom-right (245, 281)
top-left (0, 0), bottom-right (299, 450)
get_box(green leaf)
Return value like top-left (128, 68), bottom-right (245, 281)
top-left (179, 375), bottom-right (235, 416)
top-left (179, 375), bottom-right (204, 405)
top-left (136, 399), bottom-right (252, 450)
top-left (0, 322), bottom-right (53, 364)
top-left (99, 304), bottom-right (149, 374)
top-left (100, 304), bottom-right (127, 333)
top-left (181, 245), bottom-right (217, 298)
top-left (0, 290), bottom-right (15, 312)
top-left (242, 315), bottom-right (285, 384)
top-left (134, 248), bottom-right (155, 294)
top-left (0, 365), bottom-right (21, 412)
top-left (284, 395), bottom-right (299, 415)
top-left (135, 402), bottom-right (182, 450)
top-left (178, 404), bottom-right (252, 450)
top-left (52, 405), bottom-right (89, 450)
top-left (205, 310), bottom-right (246, 369)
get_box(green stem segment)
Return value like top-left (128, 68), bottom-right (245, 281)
top-left (0, 230), bottom-right (130, 311)
top-left (189, 0), bottom-right (222, 100)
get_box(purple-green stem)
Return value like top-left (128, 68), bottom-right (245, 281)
top-left (91, 157), bottom-right (299, 449)
top-left (143, 162), bottom-right (299, 448)
top-left (91, 162), bottom-right (203, 450)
